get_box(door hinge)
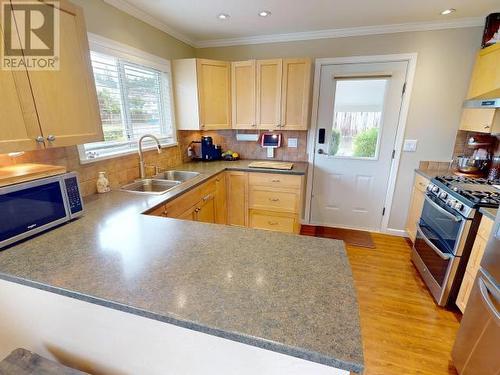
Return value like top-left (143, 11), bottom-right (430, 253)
top-left (382, 207), bottom-right (386, 216)
top-left (402, 82), bottom-right (407, 95)
top-left (391, 149), bottom-right (396, 159)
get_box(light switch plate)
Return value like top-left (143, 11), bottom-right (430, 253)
top-left (288, 138), bottom-right (298, 148)
top-left (403, 139), bottom-right (418, 152)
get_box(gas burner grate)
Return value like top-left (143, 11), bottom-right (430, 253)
top-left (433, 175), bottom-right (500, 208)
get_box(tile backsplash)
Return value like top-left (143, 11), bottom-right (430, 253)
top-left (0, 145), bottom-right (182, 197)
top-left (178, 130), bottom-right (308, 162)
top-left (0, 130), bottom-right (308, 197)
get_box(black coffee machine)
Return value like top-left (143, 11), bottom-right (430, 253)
top-left (188, 136), bottom-right (222, 161)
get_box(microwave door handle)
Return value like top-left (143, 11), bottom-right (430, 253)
top-left (424, 195), bottom-right (461, 222)
top-left (478, 276), bottom-right (500, 323)
top-left (416, 224), bottom-right (453, 260)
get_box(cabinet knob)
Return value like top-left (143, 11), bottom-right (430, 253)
top-left (35, 136), bottom-right (45, 143)
top-left (47, 135), bottom-right (56, 142)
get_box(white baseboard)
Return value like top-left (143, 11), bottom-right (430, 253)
top-left (384, 228), bottom-right (408, 237)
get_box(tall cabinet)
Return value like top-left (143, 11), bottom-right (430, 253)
top-left (173, 58), bottom-right (231, 130)
top-left (0, 0), bottom-right (103, 153)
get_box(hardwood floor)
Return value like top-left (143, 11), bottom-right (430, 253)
top-left (345, 233), bottom-right (460, 375)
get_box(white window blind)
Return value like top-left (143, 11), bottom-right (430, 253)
top-left (79, 44), bottom-right (176, 162)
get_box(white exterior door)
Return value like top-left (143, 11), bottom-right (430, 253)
top-left (310, 61), bottom-right (408, 231)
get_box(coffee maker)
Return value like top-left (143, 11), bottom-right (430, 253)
top-left (188, 137), bottom-right (222, 161)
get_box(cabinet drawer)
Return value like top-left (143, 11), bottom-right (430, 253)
top-left (477, 216), bottom-right (494, 240)
top-left (249, 210), bottom-right (296, 233)
top-left (456, 271), bottom-right (475, 313)
top-left (414, 174), bottom-right (429, 193)
top-left (249, 173), bottom-right (301, 189)
top-left (249, 188), bottom-right (299, 213)
top-left (467, 236), bottom-right (487, 276)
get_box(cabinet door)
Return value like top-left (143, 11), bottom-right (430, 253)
top-left (256, 59), bottom-right (282, 130)
top-left (196, 194), bottom-right (216, 223)
top-left (459, 108), bottom-right (498, 133)
top-left (197, 59), bottom-right (231, 130)
top-left (231, 60), bottom-right (256, 129)
top-left (281, 58), bottom-right (311, 130)
top-left (467, 44), bottom-right (500, 99)
top-left (178, 205), bottom-right (198, 221)
top-left (214, 174), bottom-right (227, 224)
top-left (0, 18), bottom-right (42, 153)
top-left (10, 0), bottom-right (103, 148)
top-left (456, 271), bottom-right (474, 313)
top-left (226, 171), bottom-right (248, 226)
top-left (405, 177), bottom-right (427, 243)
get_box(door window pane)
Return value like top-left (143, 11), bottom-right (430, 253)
top-left (329, 79), bottom-right (387, 158)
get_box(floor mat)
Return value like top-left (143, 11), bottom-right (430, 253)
top-left (300, 225), bottom-right (376, 248)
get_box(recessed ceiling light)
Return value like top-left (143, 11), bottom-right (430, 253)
top-left (258, 10), bottom-right (272, 17)
top-left (440, 8), bottom-right (456, 15)
top-left (217, 13), bottom-right (230, 20)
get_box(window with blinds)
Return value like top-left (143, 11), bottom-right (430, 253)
top-left (78, 48), bottom-right (175, 162)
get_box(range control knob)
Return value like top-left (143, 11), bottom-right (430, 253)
top-left (426, 184), bottom-right (434, 192)
top-left (447, 199), bottom-right (455, 207)
top-left (432, 186), bottom-right (440, 193)
top-left (454, 202), bottom-right (464, 211)
top-left (439, 192), bottom-right (448, 199)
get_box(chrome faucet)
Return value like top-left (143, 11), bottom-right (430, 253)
top-left (138, 134), bottom-right (162, 179)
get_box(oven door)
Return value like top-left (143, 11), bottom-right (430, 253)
top-left (0, 177), bottom-right (69, 248)
top-left (412, 194), bottom-right (467, 304)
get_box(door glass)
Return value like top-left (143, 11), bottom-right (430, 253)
top-left (329, 79), bottom-right (387, 158)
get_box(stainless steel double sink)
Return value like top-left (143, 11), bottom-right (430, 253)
top-left (121, 170), bottom-right (200, 194)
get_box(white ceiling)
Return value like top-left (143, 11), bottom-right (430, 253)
top-left (105, 0), bottom-right (499, 47)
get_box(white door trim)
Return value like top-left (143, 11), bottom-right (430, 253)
top-left (304, 53), bottom-right (418, 234)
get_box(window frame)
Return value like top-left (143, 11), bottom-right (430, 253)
top-left (78, 33), bottom-right (177, 164)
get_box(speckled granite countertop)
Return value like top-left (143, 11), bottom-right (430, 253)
top-left (0, 160), bottom-right (364, 373)
top-left (480, 207), bottom-right (498, 221)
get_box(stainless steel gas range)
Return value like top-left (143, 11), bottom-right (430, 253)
top-left (412, 176), bottom-right (500, 306)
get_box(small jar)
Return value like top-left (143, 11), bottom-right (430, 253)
top-left (96, 171), bottom-right (110, 193)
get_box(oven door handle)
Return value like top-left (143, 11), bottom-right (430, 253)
top-left (416, 224), bottom-right (453, 260)
top-left (424, 194), bottom-right (462, 222)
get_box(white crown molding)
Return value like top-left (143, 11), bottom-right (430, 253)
top-left (195, 17), bottom-right (484, 48)
top-left (101, 1), bottom-right (483, 50)
top-left (102, 0), bottom-right (196, 47)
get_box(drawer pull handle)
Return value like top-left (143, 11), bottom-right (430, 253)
top-left (203, 194), bottom-right (213, 201)
top-left (268, 221), bottom-right (279, 225)
top-left (271, 179), bottom-right (281, 183)
top-left (269, 198), bottom-right (280, 202)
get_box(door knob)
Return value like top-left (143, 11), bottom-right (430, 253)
top-left (35, 136), bottom-right (45, 143)
top-left (317, 148), bottom-right (325, 154)
top-left (47, 135), bottom-right (56, 142)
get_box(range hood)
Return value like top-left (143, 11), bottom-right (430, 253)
top-left (463, 98), bottom-right (500, 109)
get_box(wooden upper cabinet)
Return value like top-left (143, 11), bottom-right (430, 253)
top-left (16, 1), bottom-right (103, 148)
top-left (459, 108), bottom-right (500, 133)
top-left (0, 23), bottom-right (42, 153)
top-left (231, 60), bottom-right (256, 129)
top-left (173, 58), bottom-right (231, 130)
top-left (197, 59), bottom-right (231, 130)
top-left (256, 59), bottom-right (282, 130)
top-left (1, 0), bottom-right (102, 152)
top-left (281, 58), bottom-right (311, 130)
top-left (467, 43), bottom-right (500, 99)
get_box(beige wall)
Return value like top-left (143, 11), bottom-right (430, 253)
top-left (197, 27), bottom-right (483, 232)
top-left (71, 0), bottom-right (195, 59)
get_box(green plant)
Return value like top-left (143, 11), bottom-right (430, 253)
top-left (353, 128), bottom-right (378, 157)
top-left (329, 129), bottom-right (341, 156)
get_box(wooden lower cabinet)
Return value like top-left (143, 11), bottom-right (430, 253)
top-left (455, 215), bottom-right (494, 312)
top-left (226, 171), bottom-right (248, 227)
top-left (147, 171), bottom-right (304, 234)
top-left (405, 173), bottom-right (429, 242)
top-left (249, 209), bottom-right (297, 233)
